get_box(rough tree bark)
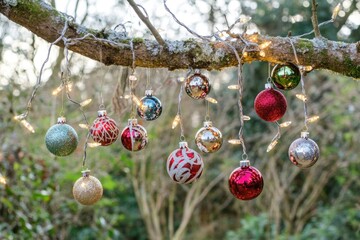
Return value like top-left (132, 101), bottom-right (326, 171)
top-left (1, 0), bottom-right (360, 79)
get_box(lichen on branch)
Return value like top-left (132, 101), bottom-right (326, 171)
top-left (1, 0), bottom-right (360, 78)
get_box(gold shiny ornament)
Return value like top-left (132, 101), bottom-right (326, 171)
top-left (73, 170), bottom-right (103, 205)
top-left (185, 70), bottom-right (211, 100)
top-left (195, 121), bottom-right (223, 153)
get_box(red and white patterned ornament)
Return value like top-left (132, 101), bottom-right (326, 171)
top-left (121, 119), bottom-right (148, 151)
top-left (90, 110), bottom-right (119, 146)
top-left (166, 141), bottom-right (204, 184)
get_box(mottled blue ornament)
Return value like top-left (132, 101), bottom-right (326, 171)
top-left (137, 90), bottom-right (162, 121)
top-left (45, 117), bottom-right (78, 156)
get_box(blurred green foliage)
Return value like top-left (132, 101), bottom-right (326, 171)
top-left (0, 0), bottom-right (360, 239)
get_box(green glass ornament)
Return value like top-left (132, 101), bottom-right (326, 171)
top-left (271, 63), bottom-right (300, 90)
top-left (45, 117), bottom-right (78, 156)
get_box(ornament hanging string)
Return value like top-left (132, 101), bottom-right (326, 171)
top-left (14, 20), bottom-right (69, 124)
top-left (205, 100), bottom-right (210, 121)
top-left (129, 39), bottom-right (137, 118)
top-left (215, 34), bottom-right (247, 158)
top-left (288, 37), bottom-right (309, 131)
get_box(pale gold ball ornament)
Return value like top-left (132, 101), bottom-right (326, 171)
top-left (72, 170), bottom-right (103, 205)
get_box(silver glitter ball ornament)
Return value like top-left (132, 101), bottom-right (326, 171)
top-left (185, 71), bottom-right (211, 99)
top-left (45, 117), bottom-right (78, 157)
top-left (288, 132), bottom-right (320, 168)
top-left (195, 121), bottom-right (223, 153)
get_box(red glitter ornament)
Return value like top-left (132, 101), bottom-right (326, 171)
top-left (254, 83), bottom-right (287, 122)
top-left (90, 110), bottom-right (119, 146)
top-left (228, 160), bottom-right (263, 200)
top-left (167, 141), bottom-right (204, 184)
top-left (121, 119), bottom-right (148, 151)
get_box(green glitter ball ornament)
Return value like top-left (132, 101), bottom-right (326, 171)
top-left (271, 63), bottom-right (301, 90)
top-left (45, 117), bottom-right (78, 156)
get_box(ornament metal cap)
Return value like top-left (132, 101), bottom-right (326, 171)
top-left (57, 117), bottom-right (66, 124)
top-left (128, 118), bottom-right (138, 126)
top-left (301, 131), bottom-right (309, 139)
top-left (97, 110), bottom-right (107, 117)
top-left (81, 169), bottom-right (91, 177)
top-left (265, 83), bottom-right (272, 89)
top-left (145, 89), bottom-right (153, 96)
top-left (194, 69), bottom-right (201, 74)
top-left (240, 160), bottom-right (250, 168)
top-left (179, 141), bottom-right (188, 148)
top-left (203, 121), bottom-right (213, 127)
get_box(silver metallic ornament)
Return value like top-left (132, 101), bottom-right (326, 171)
top-left (137, 90), bottom-right (163, 121)
top-left (288, 131), bottom-right (320, 168)
top-left (195, 121), bottom-right (223, 153)
top-left (185, 70), bottom-right (211, 99)
top-left (45, 117), bottom-right (78, 156)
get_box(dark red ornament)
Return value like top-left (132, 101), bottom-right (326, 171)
top-left (90, 110), bottom-right (119, 146)
top-left (254, 83), bottom-right (287, 122)
top-left (228, 160), bottom-right (263, 200)
top-left (121, 119), bottom-right (148, 151)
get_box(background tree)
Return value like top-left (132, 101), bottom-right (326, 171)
top-left (0, 0), bottom-right (359, 239)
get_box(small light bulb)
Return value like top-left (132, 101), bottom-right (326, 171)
top-left (243, 51), bottom-right (248, 58)
top-left (228, 139), bottom-right (242, 145)
top-left (66, 82), bottom-right (73, 92)
top-left (20, 119), bottom-right (35, 133)
top-left (132, 95), bottom-right (142, 107)
top-left (79, 124), bottom-right (89, 129)
top-left (14, 113), bottom-right (26, 121)
top-left (304, 66), bottom-right (313, 72)
top-left (80, 99), bottom-right (92, 107)
top-left (279, 121), bottom-right (292, 128)
top-left (239, 15), bottom-right (251, 24)
top-left (0, 174), bottom-right (6, 185)
top-left (228, 85), bottom-right (240, 90)
top-left (177, 77), bottom-right (185, 83)
top-left (172, 114), bottom-right (181, 129)
top-left (52, 85), bottom-right (64, 96)
top-left (88, 142), bottom-right (101, 148)
top-left (205, 96), bottom-right (218, 104)
top-left (259, 51), bottom-right (266, 57)
top-left (129, 75), bottom-right (137, 81)
top-left (242, 115), bottom-right (251, 121)
top-left (295, 94), bottom-right (307, 102)
top-left (259, 41), bottom-right (271, 49)
top-left (306, 115), bottom-right (320, 123)
top-left (332, 3), bottom-right (341, 20)
top-left (267, 140), bottom-right (278, 152)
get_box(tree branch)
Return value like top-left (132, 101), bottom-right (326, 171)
top-left (1, 0), bottom-right (360, 78)
top-left (126, 0), bottom-right (166, 47)
top-left (311, 0), bottom-right (321, 38)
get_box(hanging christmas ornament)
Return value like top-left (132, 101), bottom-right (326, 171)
top-left (90, 110), bottom-right (119, 146)
top-left (137, 90), bottom-right (162, 121)
top-left (73, 170), bottom-right (103, 205)
top-left (45, 117), bottom-right (78, 156)
top-left (271, 63), bottom-right (301, 90)
top-left (167, 141), bottom-right (204, 184)
top-left (254, 83), bottom-right (287, 122)
top-left (121, 119), bottom-right (148, 151)
top-left (228, 160), bottom-right (264, 200)
top-left (195, 121), bottom-right (223, 153)
top-left (288, 131), bottom-right (320, 168)
top-left (185, 70), bottom-right (211, 99)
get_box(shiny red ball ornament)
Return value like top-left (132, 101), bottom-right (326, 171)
top-left (254, 83), bottom-right (287, 122)
top-left (121, 119), bottom-right (148, 151)
top-left (228, 160), bottom-right (263, 200)
top-left (90, 110), bottom-right (119, 146)
top-left (167, 141), bottom-right (204, 184)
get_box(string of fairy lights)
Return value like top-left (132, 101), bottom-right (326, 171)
top-left (3, 3), bottom-right (342, 203)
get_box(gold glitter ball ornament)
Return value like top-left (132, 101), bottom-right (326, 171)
top-left (73, 170), bottom-right (103, 205)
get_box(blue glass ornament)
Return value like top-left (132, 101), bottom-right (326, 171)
top-left (137, 90), bottom-right (162, 121)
